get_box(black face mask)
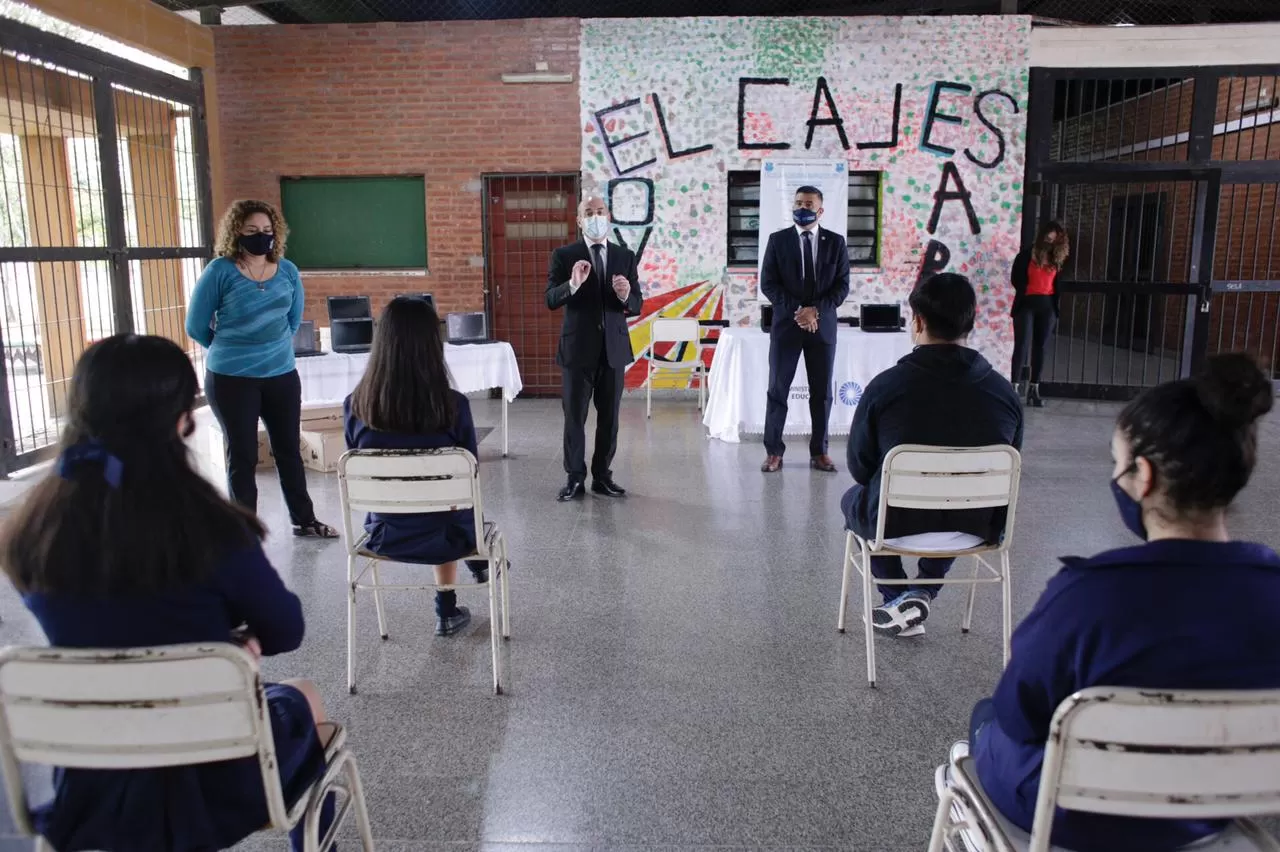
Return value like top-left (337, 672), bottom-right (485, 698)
top-left (238, 232), bottom-right (275, 257)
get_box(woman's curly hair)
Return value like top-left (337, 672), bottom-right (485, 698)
top-left (214, 199), bottom-right (289, 263)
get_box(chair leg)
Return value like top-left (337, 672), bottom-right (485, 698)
top-left (837, 533), bottom-right (854, 632)
top-left (962, 558), bottom-right (981, 634)
top-left (346, 555), bottom-right (358, 695)
top-left (370, 561), bottom-right (388, 641)
top-left (698, 367), bottom-right (705, 411)
top-left (489, 559), bottom-right (503, 695)
top-left (928, 786), bottom-right (957, 852)
top-left (499, 540), bottom-right (511, 640)
top-left (861, 541), bottom-right (877, 688)
top-left (1001, 552), bottom-right (1013, 667)
top-left (343, 752), bottom-right (376, 851)
top-left (646, 362), bottom-right (652, 418)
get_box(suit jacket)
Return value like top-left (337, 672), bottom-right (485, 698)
top-left (759, 225), bottom-right (851, 345)
top-left (546, 239), bottom-right (644, 369)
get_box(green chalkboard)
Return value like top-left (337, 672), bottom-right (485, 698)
top-left (280, 176), bottom-right (427, 270)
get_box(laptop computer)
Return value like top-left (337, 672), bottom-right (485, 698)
top-left (445, 311), bottom-right (490, 345)
top-left (327, 295), bottom-right (372, 322)
top-left (292, 320), bottom-right (324, 357)
top-left (859, 303), bottom-right (904, 333)
top-left (331, 317), bottom-right (374, 353)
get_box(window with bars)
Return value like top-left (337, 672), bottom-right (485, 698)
top-left (726, 170), bottom-right (882, 268)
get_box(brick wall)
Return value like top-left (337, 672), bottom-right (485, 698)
top-left (213, 20), bottom-right (580, 321)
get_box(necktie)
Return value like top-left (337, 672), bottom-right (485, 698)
top-left (591, 243), bottom-right (606, 288)
top-left (802, 231), bottom-right (816, 304)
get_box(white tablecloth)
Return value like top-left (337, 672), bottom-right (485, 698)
top-left (295, 342), bottom-right (523, 404)
top-left (702, 326), bottom-right (915, 442)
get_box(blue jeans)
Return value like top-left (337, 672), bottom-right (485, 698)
top-left (870, 555), bottom-right (956, 604)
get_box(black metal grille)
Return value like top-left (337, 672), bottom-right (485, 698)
top-left (154, 0), bottom-right (1280, 26)
top-left (0, 18), bottom-right (212, 473)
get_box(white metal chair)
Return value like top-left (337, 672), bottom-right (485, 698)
top-left (929, 687), bottom-right (1280, 852)
top-left (338, 448), bottom-right (511, 695)
top-left (0, 643), bottom-right (374, 852)
top-left (837, 444), bottom-right (1022, 687)
top-left (646, 317), bottom-right (705, 418)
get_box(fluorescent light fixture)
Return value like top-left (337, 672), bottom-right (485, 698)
top-left (501, 61), bottom-right (573, 84)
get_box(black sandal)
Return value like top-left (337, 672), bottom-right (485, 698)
top-left (293, 520), bottom-right (339, 539)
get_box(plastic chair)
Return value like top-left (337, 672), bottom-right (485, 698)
top-left (837, 444), bottom-right (1021, 687)
top-left (338, 447), bottom-right (511, 695)
top-left (0, 643), bottom-right (374, 852)
top-left (929, 687), bottom-right (1280, 852)
top-left (646, 317), bottom-right (705, 417)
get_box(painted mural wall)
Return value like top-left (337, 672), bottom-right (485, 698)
top-left (578, 16), bottom-right (1031, 388)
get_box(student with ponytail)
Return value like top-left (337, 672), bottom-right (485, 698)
top-left (956, 353), bottom-right (1280, 851)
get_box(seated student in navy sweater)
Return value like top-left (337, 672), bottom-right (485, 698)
top-left (963, 353), bottom-right (1280, 852)
top-left (841, 273), bottom-right (1023, 638)
top-left (344, 296), bottom-right (488, 637)
top-left (0, 333), bottom-right (334, 852)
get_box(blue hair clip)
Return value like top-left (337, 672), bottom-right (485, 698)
top-left (57, 441), bottom-right (124, 489)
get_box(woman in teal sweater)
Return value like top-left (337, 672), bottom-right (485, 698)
top-left (186, 199), bottom-right (336, 538)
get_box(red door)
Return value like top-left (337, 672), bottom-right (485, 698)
top-left (486, 174), bottom-right (578, 397)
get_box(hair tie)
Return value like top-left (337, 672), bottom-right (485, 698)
top-left (57, 441), bottom-right (124, 489)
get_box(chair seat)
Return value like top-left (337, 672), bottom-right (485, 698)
top-left (885, 531), bottom-right (985, 552)
top-left (854, 531), bottom-right (1001, 560)
top-left (354, 521), bottom-right (501, 568)
top-left (948, 757), bottom-right (1267, 852)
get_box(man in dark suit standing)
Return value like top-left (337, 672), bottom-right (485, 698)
top-left (759, 185), bottom-right (851, 473)
top-left (546, 196), bottom-right (644, 502)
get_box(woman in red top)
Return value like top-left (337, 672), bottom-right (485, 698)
top-left (1010, 221), bottom-right (1070, 407)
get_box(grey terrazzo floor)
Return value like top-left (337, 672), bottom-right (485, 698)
top-left (1, 395), bottom-right (1279, 852)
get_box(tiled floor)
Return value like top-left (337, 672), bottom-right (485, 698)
top-left (2, 395), bottom-right (1279, 851)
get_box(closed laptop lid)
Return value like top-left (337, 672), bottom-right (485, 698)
top-left (292, 320), bottom-right (316, 352)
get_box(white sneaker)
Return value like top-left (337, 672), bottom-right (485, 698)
top-left (899, 623), bottom-right (926, 637)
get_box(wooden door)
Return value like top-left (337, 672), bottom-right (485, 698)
top-left (486, 174), bottom-right (578, 397)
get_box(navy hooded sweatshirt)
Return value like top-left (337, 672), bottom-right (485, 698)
top-left (843, 343), bottom-right (1023, 541)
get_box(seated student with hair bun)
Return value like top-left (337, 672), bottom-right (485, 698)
top-left (958, 353), bottom-right (1280, 852)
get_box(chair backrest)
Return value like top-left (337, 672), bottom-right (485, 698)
top-left (0, 644), bottom-right (295, 835)
top-left (652, 317), bottom-right (701, 346)
top-left (873, 444), bottom-right (1021, 547)
top-left (337, 448), bottom-right (483, 551)
top-left (1028, 687), bottom-right (1280, 852)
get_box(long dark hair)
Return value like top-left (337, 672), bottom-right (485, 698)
top-left (1118, 353), bottom-right (1274, 514)
top-left (1030, 220), bottom-right (1070, 269)
top-left (0, 335), bottom-right (264, 595)
top-left (350, 297), bottom-right (456, 433)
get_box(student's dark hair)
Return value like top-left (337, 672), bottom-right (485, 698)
top-left (350, 296), bottom-right (456, 434)
top-left (909, 272), bottom-right (976, 342)
top-left (795, 185), bottom-right (823, 202)
top-left (1118, 353), bottom-right (1273, 512)
top-left (0, 334), bottom-right (264, 596)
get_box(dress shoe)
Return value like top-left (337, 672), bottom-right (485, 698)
top-left (1027, 383), bottom-right (1045, 408)
top-left (810, 455), bottom-right (837, 472)
top-left (761, 455), bottom-right (783, 473)
top-left (557, 480), bottom-right (586, 502)
top-left (591, 478), bottom-right (627, 497)
top-left (435, 606), bottom-right (472, 637)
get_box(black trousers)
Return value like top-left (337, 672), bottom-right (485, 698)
top-left (1011, 296), bottom-right (1056, 383)
top-left (764, 332), bottom-right (837, 457)
top-left (561, 355), bottom-right (624, 482)
top-left (205, 369), bottom-right (316, 527)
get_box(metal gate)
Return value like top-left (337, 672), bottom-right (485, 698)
top-left (1024, 66), bottom-right (1280, 398)
top-left (0, 17), bottom-right (213, 473)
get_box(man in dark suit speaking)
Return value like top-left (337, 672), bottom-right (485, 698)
top-left (546, 196), bottom-right (644, 502)
top-left (759, 185), bottom-right (851, 474)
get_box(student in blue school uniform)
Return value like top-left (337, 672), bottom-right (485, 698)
top-left (958, 352), bottom-right (1280, 852)
top-left (0, 333), bottom-right (335, 852)
top-left (344, 296), bottom-right (489, 638)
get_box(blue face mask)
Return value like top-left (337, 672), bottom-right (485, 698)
top-left (1110, 469), bottom-right (1148, 540)
top-left (793, 208), bottom-right (818, 227)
